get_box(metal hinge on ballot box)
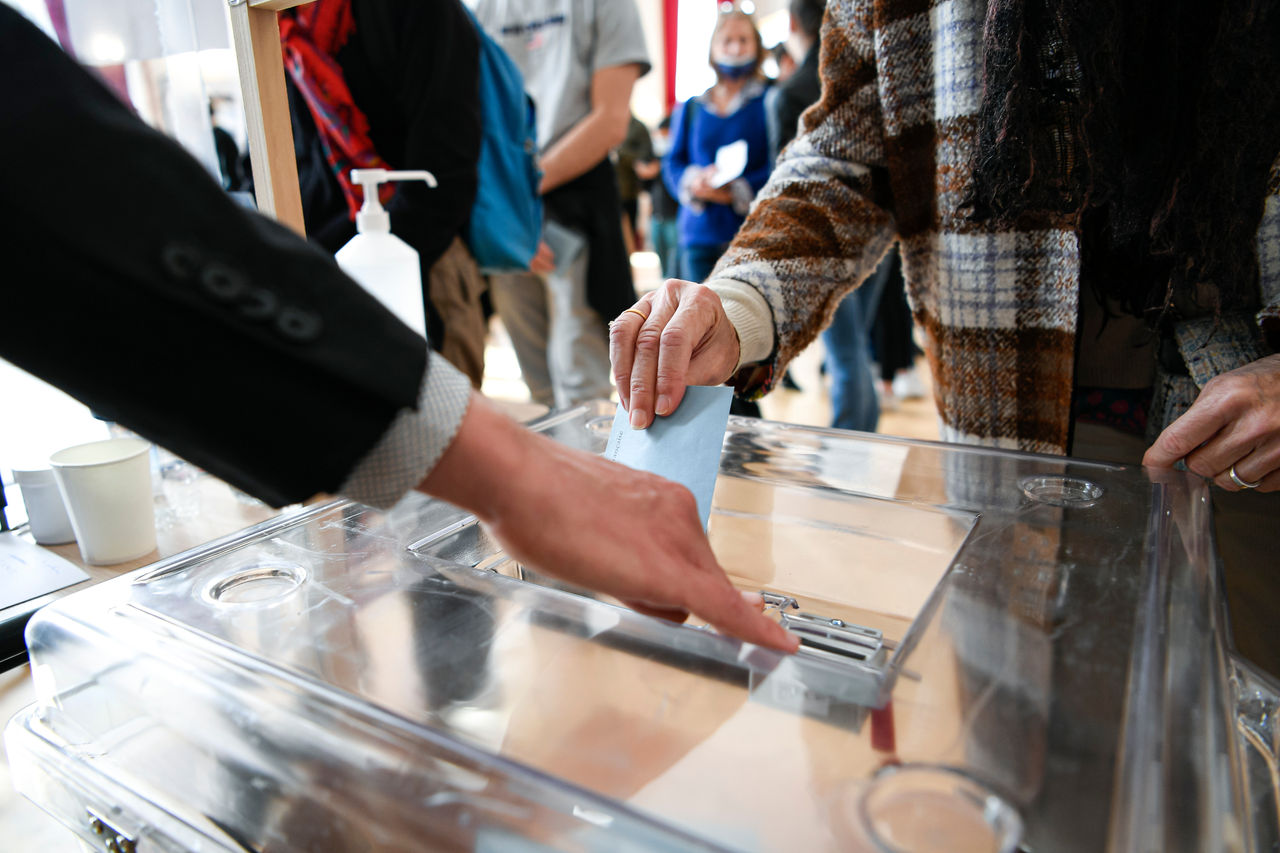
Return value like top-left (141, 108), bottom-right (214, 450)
top-left (760, 591), bottom-right (888, 668)
top-left (86, 807), bottom-right (137, 853)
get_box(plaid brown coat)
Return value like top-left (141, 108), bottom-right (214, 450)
top-left (711, 0), bottom-right (1280, 455)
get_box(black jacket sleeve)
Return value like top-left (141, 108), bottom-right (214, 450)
top-left (0, 7), bottom-right (427, 507)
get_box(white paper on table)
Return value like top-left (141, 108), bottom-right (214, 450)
top-left (605, 386), bottom-right (734, 530)
top-left (707, 139), bottom-right (749, 188)
top-left (0, 533), bottom-right (90, 611)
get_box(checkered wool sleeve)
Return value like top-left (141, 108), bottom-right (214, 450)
top-left (708, 0), bottom-right (1277, 454)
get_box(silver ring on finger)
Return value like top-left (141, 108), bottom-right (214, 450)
top-left (1228, 464), bottom-right (1261, 490)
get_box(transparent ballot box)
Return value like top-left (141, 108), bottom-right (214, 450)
top-left (6, 403), bottom-right (1278, 852)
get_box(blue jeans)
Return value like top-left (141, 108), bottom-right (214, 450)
top-left (821, 253), bottom-right (891, 432)
top-left (679, 243), bottom-right (729, 283)
top-left (651, 218), bottom-right (680, 280)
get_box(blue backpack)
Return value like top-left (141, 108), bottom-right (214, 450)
top-left (462, 8), bottom-right (543, 273)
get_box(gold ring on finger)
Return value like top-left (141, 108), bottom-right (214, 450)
top-left (1229, 464), bottom-right (1261, 489)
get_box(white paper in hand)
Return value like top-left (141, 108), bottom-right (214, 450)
top-left (605, 386), bottom-right (734, 530)
top-left (708, 139), bottom-right (749, 188)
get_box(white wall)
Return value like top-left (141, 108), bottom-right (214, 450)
top-left (631, 0), bottom-right (667, 126)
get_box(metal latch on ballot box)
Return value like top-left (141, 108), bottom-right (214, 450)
top-left (760, 591), bottom-right (887, 668)
top-left (86, 807), bottom-right (136, 853)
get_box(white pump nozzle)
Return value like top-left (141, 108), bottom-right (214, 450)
top-left (350, 168), bottom-right (438, 234)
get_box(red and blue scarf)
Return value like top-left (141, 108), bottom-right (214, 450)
top-left (279, 0), bottom-right (392, 220)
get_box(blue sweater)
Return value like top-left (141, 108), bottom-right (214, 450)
top-left (664, 86), bottom-right (774, 249)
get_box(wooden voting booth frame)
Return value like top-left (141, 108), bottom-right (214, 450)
top-left (227, 0), bottom-right (313, 236)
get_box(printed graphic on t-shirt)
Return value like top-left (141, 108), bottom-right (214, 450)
top-left (500, 13), bottom-right (565, 51)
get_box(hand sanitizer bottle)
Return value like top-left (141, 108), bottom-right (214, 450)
top-left (335, 168), bottom-right (437, 337)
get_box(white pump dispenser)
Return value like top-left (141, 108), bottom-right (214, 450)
top-left (335, 168), bottom-right (438, 337)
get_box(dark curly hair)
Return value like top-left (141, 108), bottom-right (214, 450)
top-left (965, 0), bottom-right (1280, 320)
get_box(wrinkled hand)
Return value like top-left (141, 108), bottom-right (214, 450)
top-left (420, 395), bottom-right (798, 652)
top-left (609, 279), bottom-right (742, 429)
top-left (1143, 354), bottom-right (1280, 491)
top-left (529, 240), bottom-right (555, 275)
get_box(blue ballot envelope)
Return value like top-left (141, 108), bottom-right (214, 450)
top-left (604, 385), bottom-right (734, 529)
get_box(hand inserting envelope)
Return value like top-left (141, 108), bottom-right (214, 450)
top-left (606, 386), bottom-right (734, 529)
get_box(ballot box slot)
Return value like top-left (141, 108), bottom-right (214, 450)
top-left (780, 610), bottom-right (887, 667)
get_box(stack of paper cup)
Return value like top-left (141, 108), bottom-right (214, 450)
top-left (49, 438), bottom-right (157, 565)
top-left (12, 466), bottom-right (76, 545)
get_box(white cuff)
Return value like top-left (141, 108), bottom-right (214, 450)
top-left (709, 279), bottom-right (775, 370)
top-left (338, 351), bottom-right (473, 510)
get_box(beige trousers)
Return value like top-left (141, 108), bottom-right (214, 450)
top-left (426, 237), bottom-right (488, 388)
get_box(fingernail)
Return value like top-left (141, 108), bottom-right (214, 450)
top-left (630, 409), bottom-right (647, 429)
top-left (656, 395), bottom-right (672, 416)
top-left (739, 590), bottom-right (764, 609)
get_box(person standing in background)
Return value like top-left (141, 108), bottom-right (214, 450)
top-left (638, 115), bottom-right (680, 280)
top-left (473, 0), bottom-right (649, 411)
top-left (210, 99), bottom-right (245, 193)
top-left (664, 9), bottom-right (774, 286)
top-left (615, 114), bottom-right (653, 253)
top-left (663, 8), bottom-right (774, 419)
top-left (276, 0), bottom-right (489, 388)
top-left (770, 0), bottom-right (824, 156)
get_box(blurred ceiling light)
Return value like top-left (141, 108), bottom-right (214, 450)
top-left (740, 1), bottom-right (756, 14)
top-left (87, 32), bottom-right (127, 64)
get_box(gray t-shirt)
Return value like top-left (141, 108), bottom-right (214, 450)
top-left (472, 0), bottom-right (651, 152)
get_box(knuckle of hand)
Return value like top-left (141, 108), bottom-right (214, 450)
top-left (1188, 459), bottom-right (1216, 479)
top-left (662, 278), bottom-right (688, 296)
top-left (660, 325), bottom-right (688, 348)
top-left (634, 327), bottom-right (664, 353)
top-left (655, 368), bottom-right (685, 387)
top-left (661, 482), bottom-right (698, 516)
top-left (1204, 375), bottom-right (1246, 407)
top-left (1161, 436), bottom-right (1190, 459)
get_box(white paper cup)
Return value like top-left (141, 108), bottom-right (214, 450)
top-left (12, 467), bottom-right (76, 545)
top-left (50, 438), bottom-right (156, 565)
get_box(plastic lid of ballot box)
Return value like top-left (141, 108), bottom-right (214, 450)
top-left (5, 402), bottom-right (1278, 852)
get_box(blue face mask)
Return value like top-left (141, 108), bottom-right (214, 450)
top-left (714, 55), bottom-right (755, 81)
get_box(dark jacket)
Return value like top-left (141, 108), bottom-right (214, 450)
top-left (546, 159), bottom-right (637, 326)
top-left (773, 44), bottom-right (822, 152)
top-left (1, 7), bottom-right (426, 507)
top-left (288, 0), bottom-right (482, 272)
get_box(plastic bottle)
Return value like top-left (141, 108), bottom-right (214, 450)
top-left (335, 168), bottom-right (437, 337)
